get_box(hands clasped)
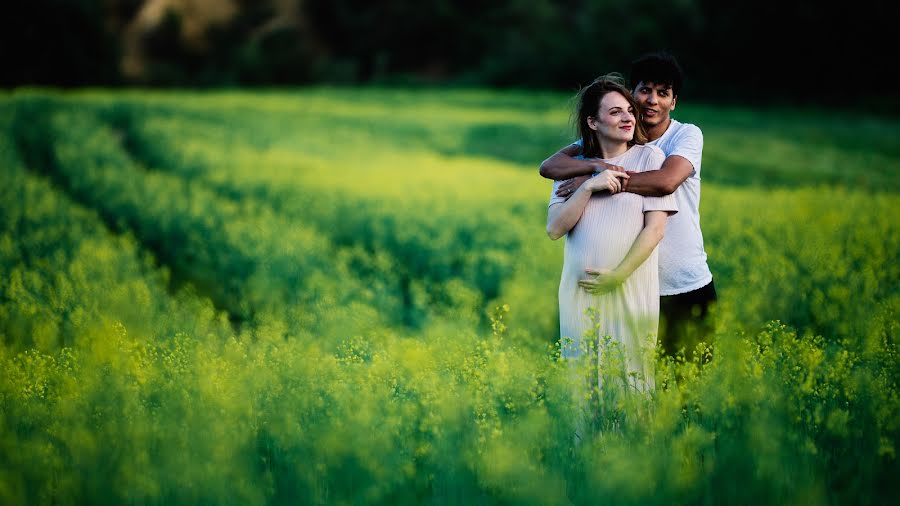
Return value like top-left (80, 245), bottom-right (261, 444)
top-left (556, 166), bottom-right (629, 198)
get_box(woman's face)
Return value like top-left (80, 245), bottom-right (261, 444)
top-left (587, 91), bottom-right (636, 143)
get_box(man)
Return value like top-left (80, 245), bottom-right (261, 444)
top-left (539, 51), bottom-right (716, 360)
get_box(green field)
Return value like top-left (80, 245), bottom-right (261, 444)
top-left (1, 87), bottom-right (898, 505)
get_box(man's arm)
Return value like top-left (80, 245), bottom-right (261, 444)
top-left (623, 154), bottom-right (694, 197)
top-left (539, 144), bottom-right (624, 180)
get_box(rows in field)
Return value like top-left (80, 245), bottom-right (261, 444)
top-left (103, 98), bottom-right (567, 339)
top-left (102, 95), bottom-right (566, 335)
top-left (10, 98), bottom-right (554, 346)
top-left (8, 92), bottom-right (900, 348)
top-left (0, 109), bottom-right (232, 354)
top-left (103, 95), bottom-right (900, 344)
top-left (1, 100), bottom-right (567, 503)
top-left (12, 105), bottom-right (405, 341)
top-left (1, 98), bottom-right (571, 500)
top-left (80, 88), bottom-right (900, 191)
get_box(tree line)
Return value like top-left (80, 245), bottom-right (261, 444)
top-left (3, 0), bottom-right (890, 108)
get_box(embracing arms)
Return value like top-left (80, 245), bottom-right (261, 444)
top-left (543, 146), bottom-right (695, 198)
top-left (622, 155), bottom-right (694, 196)
top-left (578, 211), bottom-right (669, 294)
top-left (539, 143), bottom-right (621, 180)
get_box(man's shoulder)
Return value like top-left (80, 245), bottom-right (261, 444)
top-left (671, 120), bottom-right (703, 140)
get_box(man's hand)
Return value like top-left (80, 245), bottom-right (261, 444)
top-left (578, 268), bottom-right (625, 295)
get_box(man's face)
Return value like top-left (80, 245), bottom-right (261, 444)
top-left (633, 81), bottom-right (676, 129)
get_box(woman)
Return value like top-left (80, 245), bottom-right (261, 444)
top-left (547, 74), bottom-right (677, 391)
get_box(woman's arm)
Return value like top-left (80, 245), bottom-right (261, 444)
top-left (546, 171), bottom-right (628, 240)
top-left (578, 211), bottom-right (668, 293)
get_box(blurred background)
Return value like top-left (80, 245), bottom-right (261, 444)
top-left (2, 3), bottom-right (899, 505)
top-left (2, 0), bottom-right (892, 110)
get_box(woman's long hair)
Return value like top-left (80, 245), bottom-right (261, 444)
top-left (572, 73), bottom-right (647, 159)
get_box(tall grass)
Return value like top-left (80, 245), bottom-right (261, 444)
top-left (1, 89), bottom-right (897, 505)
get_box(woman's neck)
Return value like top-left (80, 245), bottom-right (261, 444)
top-left (598, 138), bottom-right (629, 160)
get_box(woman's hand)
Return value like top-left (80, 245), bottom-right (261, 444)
top-left (556, 175), bottom-right (592, 198)
top-left (557, 166), bottom-right (629, 198)
top-left (585, 169), bottom-right (629, 194)
top-left (578, 268), bottom-right (625, 295)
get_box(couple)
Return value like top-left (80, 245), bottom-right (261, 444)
top-left (544, 52), bottom-right (716, 390)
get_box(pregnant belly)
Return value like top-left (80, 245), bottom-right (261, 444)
top-left (562, 195), bottom-right (644, 275)
top-left (563, 228), bottom-right (637, 274)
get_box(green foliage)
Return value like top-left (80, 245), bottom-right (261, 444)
top-left (0, 89), bottom-right (897, 505)
top-left (10, 0), bottom-right (890, 114)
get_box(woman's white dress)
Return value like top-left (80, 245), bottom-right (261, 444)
top-left (549, 144), bottom-right (677, 390)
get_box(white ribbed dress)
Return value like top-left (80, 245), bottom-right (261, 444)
top-left (549, 144), bottom-right (677, 389)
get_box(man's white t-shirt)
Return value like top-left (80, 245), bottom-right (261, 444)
top-left (647, 119), bottom-right (712, 295)
top-left (572, 119), bottom-right (712, 295)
